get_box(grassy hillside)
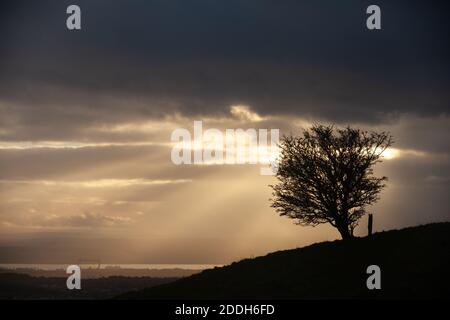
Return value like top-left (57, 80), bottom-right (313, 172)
top-left (117, 223), bottom-right (450, 299)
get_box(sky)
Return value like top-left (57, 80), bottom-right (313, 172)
top-left (0, 0), bottom-right (449, 264)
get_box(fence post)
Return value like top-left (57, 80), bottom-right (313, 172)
top-left (368, 214), bottom-right (373, 236)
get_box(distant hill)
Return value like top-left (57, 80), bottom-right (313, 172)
top-left (117, 223), bottom-right (450, 299)
top-left (0, 267), bottom-right (200, 279)
top-left (0, 273), bottom-right (179, 299)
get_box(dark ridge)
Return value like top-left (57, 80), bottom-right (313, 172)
top-left (116, 222), bottom-right (450, 299)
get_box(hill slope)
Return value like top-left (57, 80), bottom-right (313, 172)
top-left (117, 223), bottom-right (450, 299)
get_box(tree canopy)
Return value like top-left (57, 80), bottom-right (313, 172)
top-left (271, 125), bottom-right (393, 240)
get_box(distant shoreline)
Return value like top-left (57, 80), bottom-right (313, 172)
top-left (0, 264), bottom-right (222, 279)
top-left (0, 263), bottom-right (221, 270)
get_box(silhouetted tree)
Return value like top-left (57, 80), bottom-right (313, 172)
top-left (271, 125), bottom-right (393, 240)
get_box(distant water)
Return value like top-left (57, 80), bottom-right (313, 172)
top-left (0, 263), bottom-right (221, 270)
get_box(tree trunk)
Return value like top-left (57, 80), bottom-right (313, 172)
top-left (337, 224), bottom-right (354, 240)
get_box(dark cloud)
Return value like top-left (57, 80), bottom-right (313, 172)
top-left (0, 0), bottom-right (449, 126)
